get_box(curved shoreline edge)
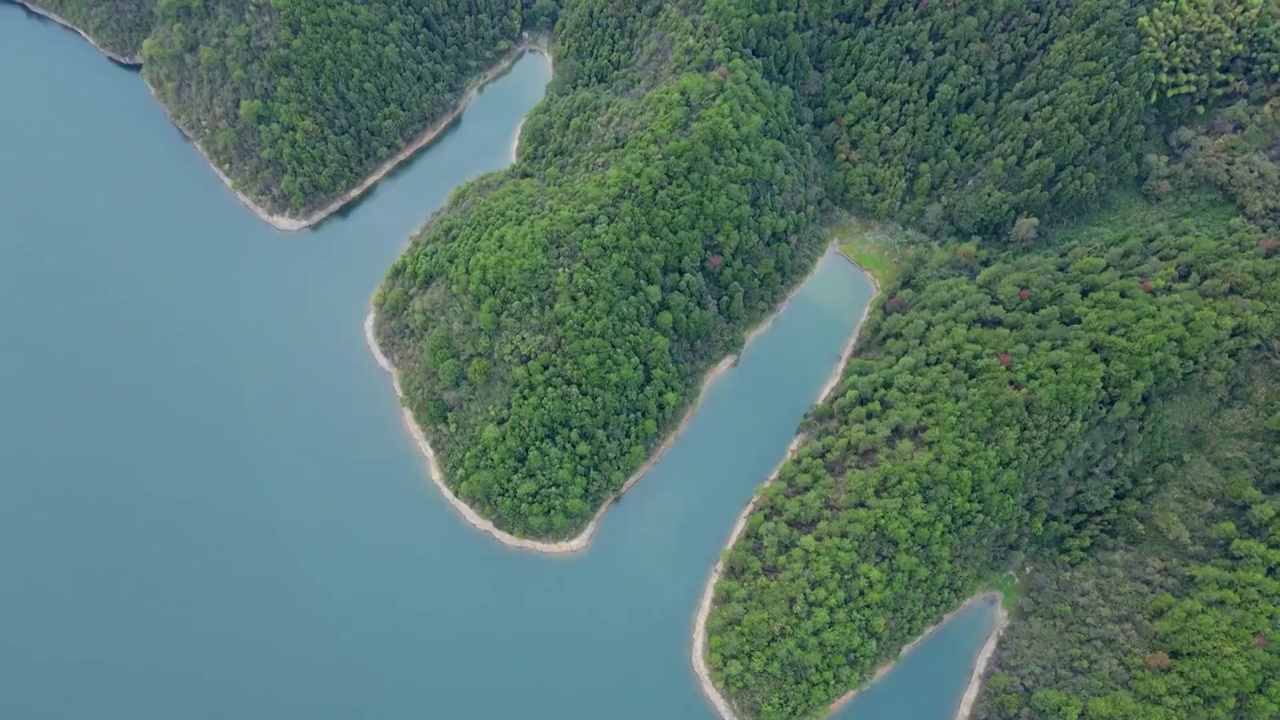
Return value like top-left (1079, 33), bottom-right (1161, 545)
top-left (16, 0), bottom-right (551, 234)
top-left (955, 598), bottom-right (1009, 720)
top-left (168, 42), bottom-right (552, 233)
top-left (691, 252), bottom-right (879, 720)
top-left (365, 309), bottom-right (734, 553)
top-left (10, 0), bottom-right (142, 65)
top-left (823, 592), bottom-right (1008, 719)
top-left (689, 252), bottom-right (1011, 720)
top-left (365, 246), bottom-right (852, 554)
top-left (511, 117), bottom-right (527, 164)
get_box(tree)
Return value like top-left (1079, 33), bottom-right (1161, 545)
top-left (1008, 217), bottom-right (1040, 245)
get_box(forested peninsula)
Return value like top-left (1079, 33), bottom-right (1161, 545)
top-left (30, 0), bottom-right (1279, 718)
top-left (18, 0), bottom-right (553, 228)
top-left (371, 0), bottom-right (859, 543)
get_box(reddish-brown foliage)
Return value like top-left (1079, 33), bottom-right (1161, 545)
top-left (709, 254), bottom-right (724, 268)
top-left (1257, 633), bottom-right (1269, 648)
top-left (1018, 288), bottom-right (1031, 300)
top-left (1144, 651), bottom-right (1173, 671)
top-left (1142, 281), bottom-right (1155, 293)
top-left (1260, 238), bottom-right (1280, 258)
top-left (997, 353), bottom-right (1013, 367)
top-left (885, 294), bottom-right (905, 313)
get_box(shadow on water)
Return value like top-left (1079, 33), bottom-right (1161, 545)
top-left (328, 49), bottom-right (545, 226)
top-left (324, 118), bottom-right (467, 226)
top-left (832, 599), bottom-right (1001, 720)
top-left (4, 0), bottom-right (143, 69)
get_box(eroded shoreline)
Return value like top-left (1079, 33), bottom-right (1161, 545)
top-left (11, 0), bottom-right (141, 65)
top-left (696, 580), bottom-right (1005, 720)
top-left (365, 309), bottom-right (738, 553)
top-left (365, 247), bottom-right (854, 554)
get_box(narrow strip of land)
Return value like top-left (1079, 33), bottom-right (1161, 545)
top-left (695, 580), bottom-right (1004, 720)
top-left (366, 247), bottom-right (854, 553)
top-left (688, 249), bottom-right (1009, 718)
top-left (826, 593), bottom-right (1006, 717)
top-left (366, 309), bottom-right (739, 552)
top-left (691, 251), bottom-right (879, 718)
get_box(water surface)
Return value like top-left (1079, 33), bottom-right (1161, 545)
top-left (832, 600), bottom-right (1000, 720)
top-left (0, 8), bottom-right (994, 719)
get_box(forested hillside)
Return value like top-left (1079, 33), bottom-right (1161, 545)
top-left (141, 0), bottom-right (522, 214)
top-left (702, 185), bottom-right (1279, 718)
top-left (25, 0), bottom-right (524, 217)
top-left (962, 98), bottom-right (1280, 720)
top-left (373, 0), bottom-right (827, 538)
top-left (700, 5), bottom-right (1279, 713)
top-left (366, 0), bottom-right (1274, 551)
top-left (28, 0), bottom-right (155, 60)
top-left (974, 362), bottom-right (1279, 719)
top-left (712, 0), bottom-right (1154, 235)
top-left (370, 0), bottom-right (1222, 541)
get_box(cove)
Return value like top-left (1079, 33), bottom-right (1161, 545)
top-left (830, 598), bottom-right (1003, 720)
top-left (1, 8), bottom-right (995, 719)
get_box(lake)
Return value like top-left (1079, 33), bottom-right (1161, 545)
top-left (0, 7), bottom-right (996, 719)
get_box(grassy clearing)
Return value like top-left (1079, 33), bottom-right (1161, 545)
top-left (986, 571), bottom-right (1023, 610)
top-left (830, 217), bottom-right (921, 291)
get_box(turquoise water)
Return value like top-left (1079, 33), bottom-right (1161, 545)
top-left (0, 8), bottom-right (996, 719)
top-left (831, 599), bottom-right (1000, 720)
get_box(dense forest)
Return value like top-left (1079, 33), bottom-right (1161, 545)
top-left (373, 0), bottom-right (827, 538)
top-left (141, 0), bottom-right (522, 214)
top-left (703, 183), bottom-right (1279, 718)
top-left (366, 3), bottom-right (1278, 712)
top-left (27, 0), bottom-right (525, 216)
top-left (974, 361), bottom-right (1279, 719)
top-left (371, 0), bottom-right (1265, 542)
top-left (700, 3), bottom-right (1279, 716)
top-left (713, 0), bottom-right (1154, 235)
top-left (960, 98), bottom-right (1280, 719)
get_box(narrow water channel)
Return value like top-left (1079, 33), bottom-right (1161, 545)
top-left (0, 8), bottom-right (996, 719)
top-left (831, 600), bottom-right (1001, 720)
